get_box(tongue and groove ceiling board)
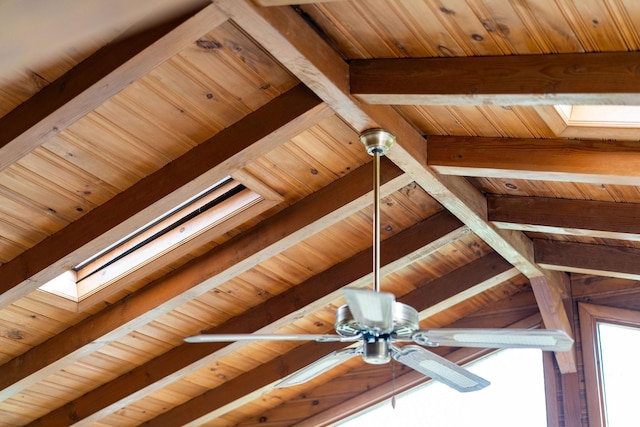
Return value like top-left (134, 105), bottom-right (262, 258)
top-left (1, 0), bottom-right (640, 425)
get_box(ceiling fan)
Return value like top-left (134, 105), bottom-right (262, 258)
top-left (185, 129), bottom-right (573, 392)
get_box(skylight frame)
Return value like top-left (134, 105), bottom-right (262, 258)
top-left (537, 105), bottom-right (640, 139)
top-left (38, 176), bottom-right (282, 310)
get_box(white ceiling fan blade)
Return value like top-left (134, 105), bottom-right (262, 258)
top-left (184, 333), bottom-right (358, 343)
top-left (343, 288), bottom-right (395, 332)
top-left (412, 328), bottom-right (574, 352)
top-left (275, 347), bottom-right (361, 388)
top-left (392, 345), bottom-right (490, 392)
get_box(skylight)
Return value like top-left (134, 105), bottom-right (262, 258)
top-left (555, 105), bottom-right (640, 128)
top-left (39, 177), bottom-right (265, 308)
top-left (540, 104), bottom-right (640, 138)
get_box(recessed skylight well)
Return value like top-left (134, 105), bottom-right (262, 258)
top-left (539, 104), bottom-right (640, 139)
top-left (39, 177), bottom-right (268, 309)
top-left (555, 105), bottom-right (640, 128)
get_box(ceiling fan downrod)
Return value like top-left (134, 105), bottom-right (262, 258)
top-left (359, 129), bottom-right (395, 293)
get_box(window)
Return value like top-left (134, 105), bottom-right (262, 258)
top-left (579, 303), bottom-right (640, 427)
top-left (338, 348), bottom-right (547, 427)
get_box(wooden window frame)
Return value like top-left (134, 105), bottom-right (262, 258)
top-left (579, 303), bottom-right (640, 427)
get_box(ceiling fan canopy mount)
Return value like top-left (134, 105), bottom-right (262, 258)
top-left (359, 128), bottom-right (395, 156)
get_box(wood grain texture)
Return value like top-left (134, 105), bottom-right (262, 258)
top-left (428, 135), bottom-right (640, 185)
top-left (7, 0), bottom-right (640, 424)
top-left (536, 239), bottom-right (640, 280)
top-left (0, 159), bottom-right (408, 404)
top-left (246, 298), bottom-right (542, 427)
top-left (489, 195), bottom-right (640, 241)
top-left (215, 0), bottom-right (575, 373)
top-left (351, 53), bottom-right (640, 105)
top-left (144, 251), bottom-right (525, 426)
top-left (0, 85), bottom-right (330, 307)
top-left (29, 211), bottom-right (464, 426)
top-left (0, 1), bottom-right (223, 172)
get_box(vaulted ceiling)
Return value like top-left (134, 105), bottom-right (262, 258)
top-left (2, 0), bottom-right (640, 425)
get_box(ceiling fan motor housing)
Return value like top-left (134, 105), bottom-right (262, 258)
top-left (363, 336), bottom-right (391, 364)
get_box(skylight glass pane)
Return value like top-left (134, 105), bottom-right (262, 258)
top-left (598, 322), bottom-right (640, 427)
top-left (338, 348), bottom-right (546, 427)
top-left (74, 176), bottom-right (233, 270)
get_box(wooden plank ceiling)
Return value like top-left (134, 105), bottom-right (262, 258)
top-left (1, 0), bottom-right (640, 425)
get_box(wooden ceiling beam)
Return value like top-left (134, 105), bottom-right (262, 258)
top-left (1, 157), bottom-right (409, 403)
top-left (143, 251), bottom-right (521, 426)
top-left (28, 212), bottom-right (465, 426)
top-left (428, 135), bottom-right (640, 185)
top-left (214, 0), bottom-right (576, 373)
top-left (0, 1), bottom-right (225, 173)
top-left (571, 274), bottom-right (640, 301)
top-left (0, 84), bottom-right (331, 307)
top-left (350, 53), bottom-right (640, 105)
top-left (489, 195), bottom-right (640, 241)
top-left (535, 239), bottom-right (640, 281)
top-left (408, 251), bottom-right (519, 318)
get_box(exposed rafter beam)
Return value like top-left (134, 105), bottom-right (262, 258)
top-left (535, 239), bottom-right (640, 281)
top-left (28, 212), bottom-right (466, 426)
top-left (0, 84), bottom-right (331, 307)
top-left (410, 252), bottom-right (520, 318)
top-left (350, 53), bottom-right (640, 105)
top-left (428, 135), bottom-right (640, 185)
top-left (0, 1), bottom-right (226, 173)
top-left (142, 252), bottom-right (521, 426)
top-left (1, 158), bottom-right (410, 403)
top-left (489, 195), bottom-right (640, 241)
top-left (571, 274), bottom-right (640, 301)
top-left (213, 0), bottom-right (576, 372)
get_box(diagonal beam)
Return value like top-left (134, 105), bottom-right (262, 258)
top-left (0, 84), bottom-right (331, 307)
top-left (406, 251), bottom-right (519, 318)
top-left (28, 211), bottom-right (465, 426)
top-left (535, 239), bottom-right (640, 281)
top-left (350, 53), bottom-right (640, 105)
top-left (488, 195), bottom-right (640, 241)
top-left (428, 135), bottom-right (640, 185)
top-left (214, 0), bottom-right (576, 372)
top-left (141, 251), bottom-right (520, 426)
top-left (0, 1), bottom-right (225, 172)
top-left (2, 157), bottom-right (411, 403)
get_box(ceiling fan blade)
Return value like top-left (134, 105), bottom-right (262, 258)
top-left (412, 328), bottom-right (574, 352)
top-left (343, 288), bottom-right (395, 332)
top-left (184, 333), bottom-right (358, 343)
top-left (275, 347), bottom-right (361, 388)
top-left (392, 345), bottom-right (490, 392)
